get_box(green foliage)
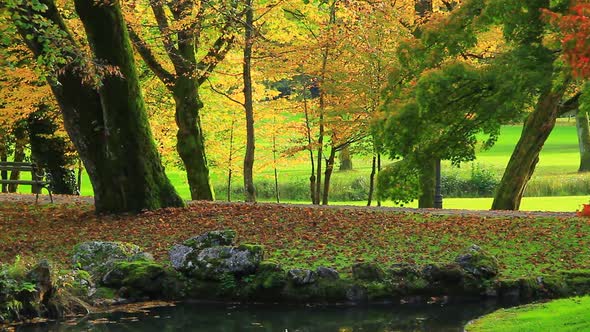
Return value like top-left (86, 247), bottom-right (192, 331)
top-left (0, 257), bottom-right (37, 321)
top-left (376, 160), bottom-right (421, 205)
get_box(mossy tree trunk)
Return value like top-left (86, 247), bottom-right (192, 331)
top-left (492, 88), bottom-right (567, 210)
top-left (7, 121), bottom-right (27, 193)
top-left (576, 108), bottom-right (590, 172)
top-left (127, 0), bottom-right (238, 201)
top-left (418, 158), bottom-right (436, 208)
top-left (13, 0), bottom-right (184, 213)
top-left (322, 146), bottom-right (337, 205)
top-left (339, 147), bottom-right (353, 171)
top-left (28, 105), bottom-right (78, 195)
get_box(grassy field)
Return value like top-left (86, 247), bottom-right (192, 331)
top-left (467, 296), bottom-right (590, 331)
top-left (10, 121), bottom-right (590, 211)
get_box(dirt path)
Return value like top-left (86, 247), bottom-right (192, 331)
top-left (0, 193), bottom-right (576, 218)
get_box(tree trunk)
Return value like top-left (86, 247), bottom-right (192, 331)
top-left (339, 147), bottom-right (353, 171)
top-left (7, 122), bottom-right (27, 193)
top-left (14, 0), bottom-right (184, 213)
top-left (418, 158), bottom-right (436, 208)
top-left (303, 88), bottom-right (316, 203)
top-left (492, 89), bottom-right (566, 210)
top-left (1, 145), bottom-right (7, 193)
top-left (243, 0), bottom-right (256, 202)
top-left (322, 146), bottom-right (337, 205)
top-left (367, 154), bottom-right (377, 206)
top-left (173, 89), bottom-right (214, 201)
top-left (227, 114), bottom-right (236, 202)
top-left (377, 153), bottom-right (382, 206)
top-left (576, 108), bottom-right (590, 172)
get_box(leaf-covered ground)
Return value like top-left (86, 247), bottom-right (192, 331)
top-left (0, 196), bottom-right (589, 278)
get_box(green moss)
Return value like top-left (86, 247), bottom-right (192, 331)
top-left (238, 244), bottom-right (264, 256)
top-left (94, 287), bottom-right (117, 300)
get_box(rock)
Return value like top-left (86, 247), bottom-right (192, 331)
top-left (101, 261), bottom-right (170, 299)
top-left (388, 263), bottom-right (428, 293)
top-left (25, 260), bottom-right (53, 305)
top-left (183, 230), bottom-right (236, 250)
top-left (72, 241), bottom-right (152, 279)
top-left (169, 244), bottom-right (194, 271)
top-left (455, 245), bottom-right (499, 279)
top-left (346, 285), bottom-right (368, 303)
top-left (183, 245), bottom-right (263, 280)
top-left (316, 267), bottom-right (339, 280)
top-left (422, 263), bottom-right (464, 283)
top-left (288, 269), bottom-right (317, 285)
top-left (254, 261), bottom-right (287, 289)
top-left (352, 262), bottom-right (385, 282)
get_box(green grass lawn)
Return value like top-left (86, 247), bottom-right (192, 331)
top-left (466, 296), bottom-right (590, 332)
top-left (9, 121), bottom-right (590, 211)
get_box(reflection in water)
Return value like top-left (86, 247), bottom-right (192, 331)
top-left (17, 300), bottom-right (503, 332)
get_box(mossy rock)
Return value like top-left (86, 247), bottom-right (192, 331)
top-left (72, 241), bottom-right (152, 280)
top-left (93, 287), bottom-right (117, 300)
top-left (352, 262), bottom-right (385, 282)
top-left (455, 245), bottom-right (499, 279)
top-left (242, 261), bottom-right (287, 299)
top-left (182, 245), bottom-right (263, 280)
top-left (560, 270), bottom-right (590, 296)
top-left (183, 230), bottom-right (236, 250)
top-left (101, 261), bottom-right (179, 299)
top-left (387, 263), bottom-right (429, 295)
top-left (282, 278), bottom-right (351, 303)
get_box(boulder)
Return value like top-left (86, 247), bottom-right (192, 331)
top-left (101, 260), bottom-right (170, 299)
top-left (25, 260), bottom-right (53, 305)
top-left (169, 244), bottom-right (194, 271)
top-left (183, 244), bottom-right (263, 280)
top-left (288, 269), bottom-right (317, 286)
top-left (72, 241), bottom-right (152, 279)
top-left (316, 266), bottom-right (340, 280)
top-left (455, 245), bottom-right (499, 279)
top-left (346, 284), bottom-right (368, 303)
top-left (183, 230), bottom-right (236, 250)
top-left (352, 262), bottom-right (385, 282)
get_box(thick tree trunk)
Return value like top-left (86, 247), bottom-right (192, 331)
top-left (14, 0), bottom-right (183, 213)
top-left (322, 147), bottom-right (337, 205)
top-left (1, 145), bottom-right (7, 193)
top-left (7, 122), bottom-right (26, 193)
top-left (492, 89), bottom-right (566, 210)
top-left (173, 89), bottom-right (214, 201)
top-left (367, 154), bottom-right (377, 206)
top-left (576, 109), bottom-right (590, 172)
top-left (418, 158), bottom-right (436, 208)
top-left (243, 0), bottom-right (256, 202)
top-left (28, 106), bottom-right (78, 195)
top-left (339, 147), bottom-right (353, 171)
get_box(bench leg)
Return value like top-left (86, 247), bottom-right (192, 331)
top-left (35, 191), bottom-right (39, 204)
top-left (48, 188), bottom-right (53, 203)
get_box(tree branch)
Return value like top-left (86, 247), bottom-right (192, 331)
top-left (128, 26), bottom-right (175, 86)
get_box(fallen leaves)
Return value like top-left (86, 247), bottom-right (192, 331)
top-left (0, 200), bottom-right (588, 278)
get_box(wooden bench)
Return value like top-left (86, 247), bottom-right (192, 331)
top-left (0, 162), bottom-right (53, 203)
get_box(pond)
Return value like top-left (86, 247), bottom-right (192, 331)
top-left (16, 300), bottom-right (505, 332)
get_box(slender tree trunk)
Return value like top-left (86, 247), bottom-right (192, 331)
top-left (243, 0), bottom-right (256, 202)
top-left (418, 158), bottom-right (436, 208)
top-left (492, 88), bottom-right (567, 210)
top-left (576, 108), bottom-right (590, 172)
top-left (322, 146), bottom-right (337, 205)
top-left (339, 147), bottom-right (353, 171)
top-left (15, 0), bottom-right (184, 213)
top-left (272, 118), bottom-right (280, 203)
top-left (227, 114), bottom-right (236, 202)
top-left (303, 88), bottom-right (316, 203)
top-left (377, 153), bottom-right (381, 206)
top-left (367, 154), bottom-right (377, 206)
